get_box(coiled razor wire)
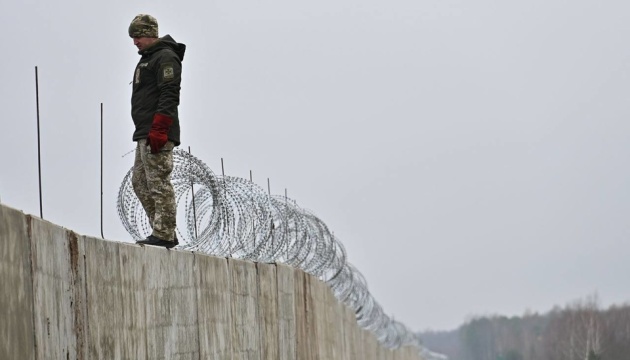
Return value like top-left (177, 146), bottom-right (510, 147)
top-left (117, 149), bottom-right (440, 356)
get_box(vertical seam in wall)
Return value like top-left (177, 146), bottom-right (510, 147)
top-left (115, 241), bottom-right (125, 359)
top-left (255, 262), bottom-right (262, 359)
top-left (303, 274), bottom-right (311, 360)
top-left (143, 247), bottom-right (149, 360)
top-left (271, 263), bottom-right (282, 357)
top-left (84, 238), bottom-right (94, 359)
top-left (227, 258), bottom-right (234, 359)
top-left (81, 238), bottom-right (89, 360)
top-left (113, 241), bottom-right (126, 359)
top-left (273, 264), bottom-right (280, 360)
top-left (229, 258), bottom-right (235, 360)
top-left (292, 270), bottom-right (296, 360)
top-left (67, 231), bottom-right (84, 360)
top-left (25, 215), bottom-right (38, 360)
top-left (193, 253), bottom-right (201, 360)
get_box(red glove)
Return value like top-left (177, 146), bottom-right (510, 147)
top-left (147, 113), bottom-right (173, 154)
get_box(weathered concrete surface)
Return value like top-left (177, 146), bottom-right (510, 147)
top-left (257, 263), bottom-right (279, 360)
top-left (84, 236), bottom-right (124, 359)
top-left (327, 288), bottom-right (343, 360)
top-left (351, 307), bottom-right (363, 360)
top-left (0, 203), bottom-right (425, 360)
top-left (143, 245), bottom-right (199, 359)
top-left (309, 275), bottom-right (323, 360)
top-left (229, 258), bottom-right (261, 360)
top-left (340, 302), bottom-right (352, 360)
top-left (311, 276), bottom-right (330, 360)
top-left (195, 253), bottom-right (232, 360)
top-left (304, 273), bottom-right (319, 360)
top-left (118, 240), bottom-right (149, 359)
top-left (380, 343), bottom-right (391, 360)
top-left (85, 237), bottom-right (201, 359)
top-left (276, 264), bottom-right (296, 360)
top-left (363, 329), bottom-right (379, 360)
top-left (0, 205), bottom-right (35, 360)
top-left (29, 216), bottom-right (87, 360)
top-left (293, 268), bottom-right (310, 360)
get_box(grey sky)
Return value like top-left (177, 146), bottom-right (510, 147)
top-left (1, 0), bottom-right (629, 331)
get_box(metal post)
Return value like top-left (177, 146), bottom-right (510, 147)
top-left (284, 187), bottom-right (289, 258)
top-left (100, 103), bottom-right (104, 239)
top-left (189, 146), bottom-right (198, 239)
top-left (220, 158), bottom-right (228, 238)
top-left (267, 178), bottom-right (271, 196)
top-left (35, 66), bottom-right (43, 219)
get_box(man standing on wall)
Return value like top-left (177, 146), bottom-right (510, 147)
top-left (128, 14), bottom-right (186, 248)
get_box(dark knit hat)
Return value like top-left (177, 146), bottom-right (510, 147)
top-left (128, 14), bottom-right (159, 38)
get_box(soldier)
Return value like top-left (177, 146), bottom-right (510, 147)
top-left (128, 14), bottom-right (186, 248)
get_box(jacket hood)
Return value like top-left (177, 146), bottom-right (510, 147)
top-left (140, 34), bottom-right (186, 61)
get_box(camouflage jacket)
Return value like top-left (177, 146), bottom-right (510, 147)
top-left (131, 34), bottom-right (186, 146)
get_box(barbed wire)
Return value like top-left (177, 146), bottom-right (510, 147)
top-left (117, 149), bottom-right (437, 355)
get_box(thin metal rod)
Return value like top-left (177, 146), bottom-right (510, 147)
top-left (35, 66), bottom-right (43, 219)
top-left (220, 157), bottom-right (228, 236)
top-left (100, 103), bottom-right (104, 239)
top-left (249, 170), bottom-right (252, 182)
top-left (284, 187), bottom-right (289, 258)
top-left (267, 178), bottom-right (271, 196)
top-left (189, 146), bottom-right (198, 239)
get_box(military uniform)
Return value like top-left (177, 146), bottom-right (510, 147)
top-left (128, 14), bottom-right (186, 245)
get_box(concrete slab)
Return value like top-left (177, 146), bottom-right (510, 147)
top-left (372, 333), bottom-right (381, 360)
top-left (310, 277), bottom-right (328, 360)
top-left (398, 346), bottom-right (413, 360)
top-left (276, 263), bottom-right (296, 360)
top-left (195, 253), bottom-right (232, 360)
top-left (229, 258), bottom-right (261, 360)
top-left (118, 241), bottom-right (149, 359)
top-left (143, 246), bottom-right (199, 359)
top-left (380, 344), bottom-right (390, 360)
top-left (322, 286), bottom-right (336, 360)
top-left (84, 236), bottom-right (124, 359)
top-left (0, 205), bottom-right (35, 360)
top-left (300, 270), bottom-right (321, 360)
top-left (293, 268), bottom-right (309, 360)
top-left (29, 216), bottom-right (87, 360)
top-left (328, 290), bottom-right (343, 360)
top-left (362, 329), bottom-right (378, 360)
top-left (257, 263), bottom-right (279, 360)
top-left (340, 305), bottom-right (355, 360)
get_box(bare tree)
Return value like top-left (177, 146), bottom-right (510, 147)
top-left (543, 294), bottom-right (604, 360)
top-left (419, 297), bottom-right (630, 360)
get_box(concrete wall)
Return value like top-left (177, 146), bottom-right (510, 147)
top-left (0, 203), bottom-right (423, 360)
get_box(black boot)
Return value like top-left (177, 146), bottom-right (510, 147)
top-left (137, 235), bottom-right (178, 249)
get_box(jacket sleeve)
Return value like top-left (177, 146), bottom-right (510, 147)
top-left (155, 50), bottom-right (182, 118)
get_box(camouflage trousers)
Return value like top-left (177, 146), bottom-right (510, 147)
top-left (131, 139), bottom-right (177, 241)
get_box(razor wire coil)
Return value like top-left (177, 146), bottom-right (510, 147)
top-left (117, 148), bottom-right (430, 353)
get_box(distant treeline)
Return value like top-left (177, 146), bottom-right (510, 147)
top-left (418, 295), bottom-right (630, 360)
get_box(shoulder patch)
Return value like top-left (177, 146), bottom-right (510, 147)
top-left (162, 63), bottom-right (175, 80)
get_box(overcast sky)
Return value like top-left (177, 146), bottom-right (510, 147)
top-left (2, 0), bottom-right (630, 331)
